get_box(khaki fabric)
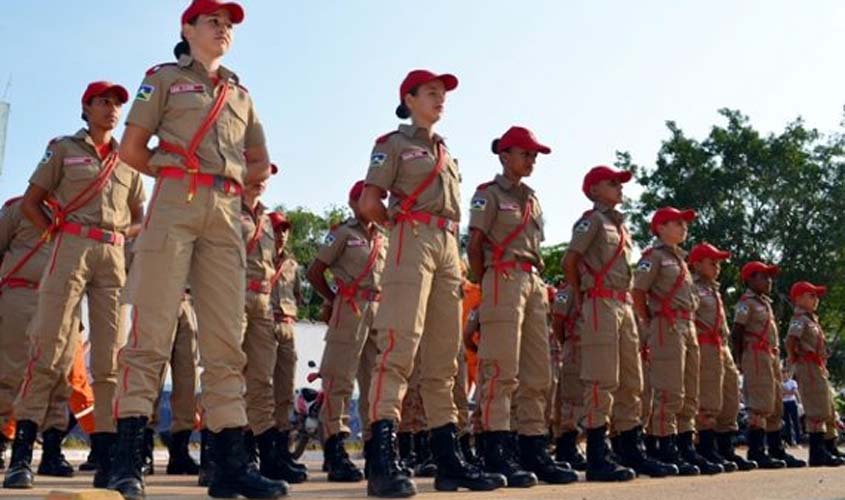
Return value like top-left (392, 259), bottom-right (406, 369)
top-left (551, 286), bottom-right (584, 434)
top-left (273, 320), bottom-right (297, 431)
top-left (734, 290), bottom-right (780, 430)
top-left (0, 198), bottom-right (53, 283)
top-left (714, 345), bottom-right (741, 432)
top-left (316, 218), bottom-right (386, 291)
top-left (788, 308), bottom-right (833, 433)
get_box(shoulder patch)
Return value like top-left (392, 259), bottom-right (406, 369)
top-left (370, 152), bottom-right (387, 168)
top-left (555, 291), bottom-right (569, 303)
top-left (39, 149), bottom-right (54, 164)
top-left (376, 131), bottom-right (399, 144)
top-left (574, 218), bottom-right (591, 233)
top-left (636, 260), bottom-right (653, 272)
top-left (145, 62), bottom-right (177, 76)
top-left (470, 197), bottom-right (487, 211)
top-left (323, 233), bottom-right (336, 245)
top-left (790, 320), bottom-right (803, 329)
top-left (737, 302), bottom-right (749, 314)
top-left (135, 84), bottom-right (155, 102)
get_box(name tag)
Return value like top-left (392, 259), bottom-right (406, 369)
top-left (401, 149), bottom-right (429, 161)
top-left (63, 156), bottom-right (94, 166)
top-left (499, 202), bottom-right (519, 211)
top-left (170, 83), bottom-right (206, 94)
top-left (347, 238), bottom-right (367, 248)
top-left (661, 259), bottom-right (676, 266)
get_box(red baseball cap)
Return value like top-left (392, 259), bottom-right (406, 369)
top-left (182, 0), bottom-right (244, 26)
top-left (349, 180), bottom-right (365, 201)
top-left (582, 165), bottom-right (633, 198)
top-left (650, 207), bottom-right (696, 235)
top-left (688, 242), bottom-right (731, 264)
top-left (399, 70), bottom-right (458, 100)
top-left (740, 261), bottom-right (779, 282)
top-left (268, 211), bottom-right (290, 232)
top-left (790, 281), bottom-right (827, 301)
top-left (495, 126), bottom-right (551, 154)
top-left (81, 81), bottom-right (128, 105)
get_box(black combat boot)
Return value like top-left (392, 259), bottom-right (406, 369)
top-left (397, 431), bottom-right (416, 473)
top-left (614, 426), bottom-right (677, 477)
top-left (275, 430), bottom-right (307, 473)
top-left (198, 428), bottom-right (215, 487)
top-left (678, 431), bottom-right (723, 475)
top-left (166, 430), bottom-right (199, 475)
top-left (585, 425), bottom-right (635, 482)
top-left (91, 432), bottom-right (117, 488)
top-left (697, 430), bottom-right (737, 472)
top-left (657, 434), bottom-right (699, 476)
top-left (142, 427), bottom-right (155, 475)
top-left (555, 431), bottom-right (586, 471)
top-left (716, 431), bottom-right (757, 471)
top-left (0, 434), bottom-right (6, 471)
top-left (412, 431), bottom-right (436, 477)
top-left (809, 432), bottom-right (845, 467)
top-left (458, 433), bottom-right (480, 467)
top-left (826, 437), bottom-right (845, 458)
top-left (766, 431), bottom-right (806, 468)
top-left (208, 427), bottom-right (288, 499)
top-left (429, 423), bottom-right (505, 492)
top-left (481, 431), bottom-right (537, 487)
top-left (324, 433), bottom-right (364, 482)
top-left (79, 448), bottom-right (98, 471)
top-left (260, 429), bottom-right (307, 483)
top-left (36, 428), bottom-right (74, 477)
top-left (366, 420), bottom-right (416, 498)
top-left (518, 434), bottom-right (578, 484)
top-left (2, 420), bottom-right (37, 488)
top-left (107, 417), bottom-right (147, 500)
top-left (746, 428), bottom-right (785, 469)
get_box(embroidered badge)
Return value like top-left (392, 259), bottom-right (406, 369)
top-left (470, 198), bottom-right (487, 211)
top-left (347, 238), bottom-right (367, 248)
top-left (63, 156), bottom-right (94, 166)
top-left (135, 84), bottom-right (155, 102)
top-left (574, 219), bottom-right (591, 233)
top-left (169, 83), bottom-right (206, 94)
top-left (790, 320), bottom-right (803, 329)
top-left (637, 260), bottom-right (653, 272)
top-left (39, 150), bottom-right (53, 164)
top-left (499, 202), bottom-right (520, 211)
top-left (401, 149), bottom-right (429, 161)
top-left (324, 233), bottom-right (336, 245)
top-left (555, 291), bottom-right (569, 303)
top-left (737, 303), bottom-right (749, 314)
top-left (370, 152), bottom-right (387, 168)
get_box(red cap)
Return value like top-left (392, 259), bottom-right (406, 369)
top-left (268, 211), bottom-right (291, 232)
top-left (399, 70), bottom-right (458, 101)
top-left (650, 207), bottom-right (696, 235)
top-left (688, 242), bottom-right (731, 264)
top-left (790, 281), bottom-right (827, 301)
top-left (81, 81), bottom-right (128, 105)
top-left (349, 180), bottom-right (365, 201)
top-left (582, 165), bottom-right (633, 198)
top-left (495, 126), bottom-right (551, 154)
top-left (182, 0), bottom-right (244, 26)
top-left (270, 163), bottom-right (278, 175)
top-left (740, 261), bottom-right (780, 282)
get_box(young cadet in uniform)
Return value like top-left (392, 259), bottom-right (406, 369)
top-left (687, 243), bottom-right (750, 472)
top-left (563, 166), bottom-right (674, 482)
top-left (359, 69), bottom-right (504, 497)
top-left (633, 208), bottom-right (722, 476)
top-left (785, 281), bottom-right (844, 467)
top-left (110, 1), bottom-right (286, 498)
top-left (307, 180), bottom-right (385, 482)
top-left (731, 262), bottom-right (802, 469)
top-left (467, 126), bottom-right (576, 487)
top-left (269, 213), bottom-right (308, 480)
top-left (550, 283), bottom-right (587, 470)
top-left (0, 196), bottom-right (80, 479)
top-left (4, 80), bottom-right (146, 490)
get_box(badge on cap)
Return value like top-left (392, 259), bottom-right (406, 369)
top-left (39, 149), bottom-right (53, 164)
top-left (470, 197), bottom-right (487, 211)
top-left (637, 260), bottom-right (652, 273)
top-left (370, 152), bottom-right (387, 168)
top-left (135, 84), bottom-right (155, 102)
top-left (574, 219), bottom-right (591, 233)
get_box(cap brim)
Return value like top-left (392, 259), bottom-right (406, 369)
top-left (814, 285), bottom-right (828, 296)
top-left (436, 74), bottom-right (459, 92)
top-left (680, 209), bottom-right (697, 222)
top-left (766, 265), bottom-right (780, 276)
top-left (221, 3), bottom-right (245, 23)
top-left (714, 250), bottom-right (731, 260)
top-left (534, 143), bottom-right (552, 154)
top-left (616, 170), bottom-right (633, 183)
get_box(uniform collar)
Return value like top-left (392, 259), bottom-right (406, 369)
top-left (694, 274), bottom-right (719, 288)
top-left (745, 288), bottom-right (772, 304)
top-left (592, 202), bottom-right (625, 223)
top-left (73, 128), bottom-right (119, 154)
top-left (793, 306), bottom-right (817, 321)
top-left (494, 174), bottom-right (534, 196)
top-left (398, 123), bottom-right (444, 145)
top-left (654, 240), bottom-right (687, 259)
top-left (177, 54), bottom-right (238, 85)
top-left (242, 200), bottom-right (266, 218)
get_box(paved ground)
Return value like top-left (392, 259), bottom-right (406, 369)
top-left (2, 447), bottom-right (845, 499)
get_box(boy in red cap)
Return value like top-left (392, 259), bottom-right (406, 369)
top-left (4, 81), bottom-right (145, 490)
top-left (688, 243), bottom-right (754, 471)
top-left (634, 208), bottom-right (723, 475)
top-left (306, 180), bottom-right (385, 482)
top-left (732, 262), bottom-right (804, 469)
top-left (785, 282), bottom-right (844, 467)
top-left (563, 166), bottom-right (674, 481)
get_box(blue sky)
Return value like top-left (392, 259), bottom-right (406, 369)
top-left (2, 1), bottom-right (845, 245)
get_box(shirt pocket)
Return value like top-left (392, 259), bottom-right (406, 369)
top-left (165, 90), bottom-right (207, 123)
top-left (223, 94), bottom-right (250, 147)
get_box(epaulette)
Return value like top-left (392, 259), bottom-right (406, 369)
top-left (476, 181), bottom-right (495, 191)
top-left (146, 62), bottom-right (178, 76)
top-left (2, 196), bottom-right (23, 208)
top-left (235, 82), bottom-right (249, 93)
top-left (376, 131), bottom-right (399, 144)
top-left (48, 136), bottom-right (67, 146)
top-left (330, 223), bottom-right (340, 231)
top-left (581, 209), bottom-right (595, 218)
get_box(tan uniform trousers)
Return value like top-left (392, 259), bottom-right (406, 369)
top-left (546, 344), bottom-right (561, 434)
top-left (578, 298), bottom-right (642, 433)
top-left (454, 351), bottom-right (470, 435)
top-left (478, 269), bottom-right (550, 436)
top-left (356, 306), bottom-right (379, 441)
top-left (273, 320), bottom-right (297, 431)
top-left (647, 317), bottom-right (699, 437)
top-left (116, 180), bottom-right (247, 433)
top-left (825, 392), bottom-right (838, 440)
top-left (17, 235), bottom-right (125, 433)
top-left (714, 346), bottom-right (740, 432)
top-left (242, 290), bottom-right (278, 436)
top-left (398, 351), bottom-right (426, 434)
top-left (368, 224), bottom-right (462, 429)
top-left (794, 361), bottom-right (833, 433)
top-left (555, 337), bottom-right (584, 435)
top-left (742, 347), bottom-right (782, 431)
top-left (696, 340), bottom-right (725, 431)
top-left (319, 295), bottom-right (379, 437)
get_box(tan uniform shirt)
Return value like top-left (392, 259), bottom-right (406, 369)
top-left (29, 129), bottom-right (145, 232)
top-left (566, 203), bottom-right (632, 292)
top-left (364, 124), bottom-right (461, 221)
top-left (241, 202), bottom-right (276, 285)
top-left (734, 290), bottom-right (779, 350)
top-left (0, 199), bottom-right (53, 283)
top-left (787, 308), bottom-right (827, 357)
top-left (693, 277), bottom-right (729, 339)
top-left (315, 218), bottom-right (386, 291)
top-left (271, 252), bottom-right (300, 318)
top-left (125, 54), bottom-right (265, 184)
top-left (634, 242), bottom-right (698, 314)
top-left (468, 174), bottom-right (544, 268)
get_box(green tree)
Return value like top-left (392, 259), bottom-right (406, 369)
top-left (619, 109), bottom-right (845, 383)
top-left (540, 242), bottom-right (567, 285)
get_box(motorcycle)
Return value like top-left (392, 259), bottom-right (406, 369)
top-left (288, 360), bottom-right (325, 460)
